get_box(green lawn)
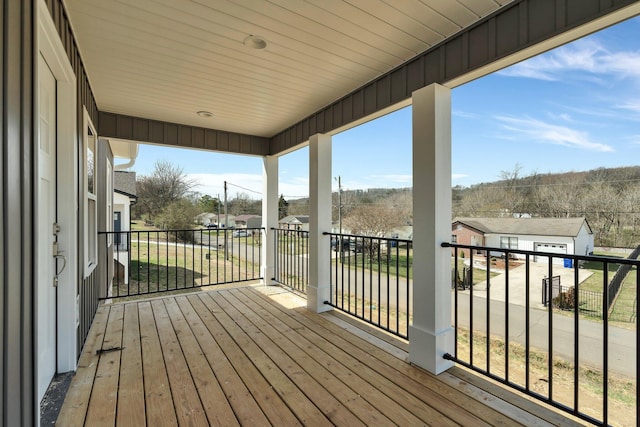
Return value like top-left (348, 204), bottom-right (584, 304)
top-left (336, 252), bottom-right (412, 279)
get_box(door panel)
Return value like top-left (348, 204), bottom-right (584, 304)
top-left (37, 54), bottom-right (57, 402)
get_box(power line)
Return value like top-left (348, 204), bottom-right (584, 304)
top-left (226, 181), bottom-right (262, 195)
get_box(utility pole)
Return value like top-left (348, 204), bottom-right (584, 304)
top-left (224, 181), bottom-right (229, 261)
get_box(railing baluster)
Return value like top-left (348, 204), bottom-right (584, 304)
top-left (603, 261), bottom-right (609, 426)
top-left (548, 256), bottom-right (553, 401)
top-left (505, 252), bottom-right (509, 382)
top-left (525, 253), bottom-right (530, 392)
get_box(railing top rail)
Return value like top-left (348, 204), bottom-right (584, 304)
top-left (443, 241), bottom-right (640, 266)
top-left (98, 227), bottom-right (265, 235)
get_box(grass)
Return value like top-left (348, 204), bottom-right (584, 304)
top-left (609, 266), bottom-right (638, 326)
top-left (336, 251), bottom-right (412, 279)
top-left (113, 241), bottom-right (260, 298)
top-left (452, 258), bottom-right (500, 286)
top-left (455, 328), bottom-right (636, 426)
top-left (580, 254), bottom-right (623, 293)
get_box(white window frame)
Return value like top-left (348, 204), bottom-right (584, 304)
top-left (84, 108), bottom-right (98, 276)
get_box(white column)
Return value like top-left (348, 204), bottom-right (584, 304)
top-left (261, 155), bottom-right (278, 285)
top-left (409, 83), bottom-right (454, 374)
top-left (308, 133), bottom-right (333, 313)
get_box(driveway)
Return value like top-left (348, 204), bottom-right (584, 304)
top-left (468, 262), bottom-right (593, 309)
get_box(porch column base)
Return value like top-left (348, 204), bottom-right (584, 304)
top-left (307, 284), bottom-right (332, 313)
top-left (260, 265), bottom-right (276, 286)
top-left (409, 324), bottom-right (454, 375)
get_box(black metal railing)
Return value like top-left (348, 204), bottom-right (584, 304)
top-left (542, 276), bottom-right (604, 318)
top-left (443, 242), bottom-right (640, 427)
top-left (324, 232), bottom-right (411, 339)
top-left (272, 228), bottom-right (308, 293)
top-left (606, 244), bottom-right (640, 311)
top-left (100, 227), bottom-right (263, 299)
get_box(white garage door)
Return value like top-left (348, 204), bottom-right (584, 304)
top-left (534, 243), bottom-right (567, 265)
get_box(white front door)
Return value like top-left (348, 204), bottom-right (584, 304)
top-left (37, 53), bottom-right (58, 402)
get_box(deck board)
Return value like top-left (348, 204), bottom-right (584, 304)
top-left (84, 304), bottom-right (124, 427)
top-left (57, 285), bottom-right (582, 426)
top-left (137, 301), bottom-right (177, 426)
top-left (116, 303), bottom-right (145, 426)
top-left (151, 299), bottom-right (209, 426)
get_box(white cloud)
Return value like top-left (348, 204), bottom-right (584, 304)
top-left (453, 110), bottom-right (478, 119)
top-left (496, 115), bottom-right (614, 152)
top-left (498, 39), bottom-right (640, 82)
top-left (452, 174), bottom-right (468, 180)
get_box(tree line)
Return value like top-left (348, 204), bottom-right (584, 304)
top-left (453, 165), bottom-right (640, 248)
top-left (131, 160), bottom-right (640, 247)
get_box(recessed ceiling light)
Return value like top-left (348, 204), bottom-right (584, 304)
top-left (243, 35), bottom-right (267, 50)
top-left (197, 110), bottom-right (213, 118)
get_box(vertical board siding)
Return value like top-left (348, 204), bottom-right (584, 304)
top-left (2, 0), bottom-right (34, 425)
top-left (46, 0), bottom-right (98, 127)
top-left (77, 271), bottom-right (100, 357)
top-left (98, 111), bottom-right (270, 156)
top-left (269, 0), bottom-right (639, 154)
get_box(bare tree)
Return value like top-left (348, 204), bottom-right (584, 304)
top-left (343, 204), bottom-right (405, 238)
top-left (134, 160), bottom-right (196, 221)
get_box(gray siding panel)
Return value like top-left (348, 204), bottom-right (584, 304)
top-left (98, 111), bottom-right (270, 156)
top-left (269, 0), bottom-right (640, 155)
top-left (2, 0), bottom-right (35, 425)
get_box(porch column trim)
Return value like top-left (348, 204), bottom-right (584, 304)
top-left (409, 83), bottom-right (454, 374)
top-left (308, 133), bottom-right (332, 313)
top-left (261, 155), bottom-right (278, 285)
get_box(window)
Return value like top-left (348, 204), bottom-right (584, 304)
top-left (451, 234), bottom-right (457, 244)
top-left (500, 236), bottom-right (518, 249)
top-left (84, 109), bottom-right (98, 275)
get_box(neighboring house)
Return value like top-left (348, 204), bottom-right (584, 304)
top-left (113, 171), bottom-right (137, 285)
top-left (279, 215), bottom-right (310, 231)
top-left (451, 217), bottom-right (594, 264)
top-left (195, 212), bottom-right (217, 226)
top-left (113, 171), bottom-right (137, 251)
top-left (215, 214), bottom-right (236, 228)
top-left (234, 214), bottom-right (262, 229)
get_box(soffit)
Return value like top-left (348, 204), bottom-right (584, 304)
top-left (64, 0), bottom-right (512, 138)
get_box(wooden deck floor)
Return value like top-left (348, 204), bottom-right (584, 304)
top-left (57, 284), bottom-right (581, 426)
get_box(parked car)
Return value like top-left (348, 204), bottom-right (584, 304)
top-left (233, 230), bottom-right (250, 237)
top-left (205, 223), bottom-right (217, 229)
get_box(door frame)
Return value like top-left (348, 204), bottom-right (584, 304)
top-left (37, 0), bottom-right (78, 378)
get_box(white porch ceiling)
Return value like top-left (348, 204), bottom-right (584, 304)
top-left (65, 0), bottom-right (513, 138)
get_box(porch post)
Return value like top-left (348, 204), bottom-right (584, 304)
top-left (261, 155), bottom-right (278, 285)
top-left (409, 83), bottom-right (454, 374)
top-left (308, 133), bottom-right (333, 313)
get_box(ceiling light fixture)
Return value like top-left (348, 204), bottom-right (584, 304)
top-left (197, 110), bottom-right (213, 118)
top-left (243, 35), bottom-right (267, 50)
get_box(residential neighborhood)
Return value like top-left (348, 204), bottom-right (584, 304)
top-left (3, 1), bottom-right (640, 426)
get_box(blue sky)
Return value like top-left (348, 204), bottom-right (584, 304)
top-left (131, 16), bottom-right (640, 199)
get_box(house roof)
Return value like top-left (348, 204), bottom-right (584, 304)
top-left (114, 171), bottom-right (137, 198)
top-left (234, 214), bottom-right (261, 222)
top-left (452, 217), bottom-right (592, 238)
top-left (279, 215), bottom-right (310, 224)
